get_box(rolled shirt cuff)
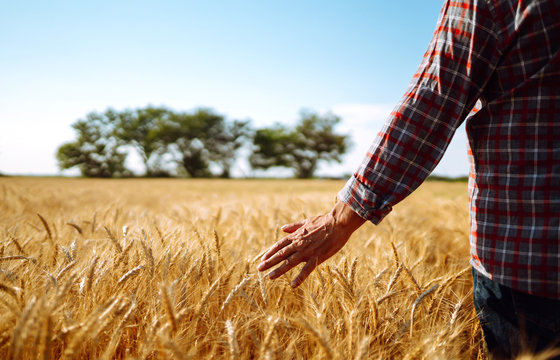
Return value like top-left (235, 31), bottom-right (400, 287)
top-left (337, 175), bottom-right (392, 225)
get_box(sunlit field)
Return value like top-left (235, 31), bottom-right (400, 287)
top-left (0, 177), bottom-right (490, 359)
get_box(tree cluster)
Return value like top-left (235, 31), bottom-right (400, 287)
top-left (57, 106), bottom-right (350, 178)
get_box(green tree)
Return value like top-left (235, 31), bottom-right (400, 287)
top-left (162, 109), bottom-right (220, 178)
top-left (114, 106), bottom-right (171, 177)
top-left (207, 119), bottom-right (251, 178)
top-left (162, 108), bottom-right (250, 178)
top-left (56, 110), bottom-right (130, 177)
top-left (250, 110), bottom-right (349, 178)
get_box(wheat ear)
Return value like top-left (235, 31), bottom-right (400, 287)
top-left (225, 320), bottom-right (240, 359)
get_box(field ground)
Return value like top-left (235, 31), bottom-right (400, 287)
top-left (0, 177), bottom-right (491, 359)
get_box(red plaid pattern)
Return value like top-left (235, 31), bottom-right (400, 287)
top-left (338, 0), bottom-right (560, 298)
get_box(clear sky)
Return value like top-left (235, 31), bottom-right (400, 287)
top-left (0, 0), bottom-right (469, 178)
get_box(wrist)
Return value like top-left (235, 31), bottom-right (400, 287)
top-left (330, 200), bottom-right (366, 234)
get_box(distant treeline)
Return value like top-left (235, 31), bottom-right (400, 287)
top-left (426, 175), bottom-right (469, 182)
top-left (57, 106), bottom-right (350, 178)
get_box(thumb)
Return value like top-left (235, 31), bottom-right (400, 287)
top-left (281, 220), bottom-right (305, 233)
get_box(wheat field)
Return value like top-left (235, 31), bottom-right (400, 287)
top-left (0, 177), bottom-right (488, 359)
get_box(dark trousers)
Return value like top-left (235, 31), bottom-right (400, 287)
top-left (472, 268), bottom-right (560, 359)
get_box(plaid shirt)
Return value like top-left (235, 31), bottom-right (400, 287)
top-left (338, 0), bottom-right (560, 298)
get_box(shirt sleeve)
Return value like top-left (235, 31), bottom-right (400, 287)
top-left (338, 0), bottom-right (501, 224)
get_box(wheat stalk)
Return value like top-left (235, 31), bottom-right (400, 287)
top-left (99, 298), bottom-right (137, 360)
top-left (213, 228), bottom-right (222, 259)
top-left (139, 239), bottom-right (155, 278)
top-left (373, 266), bottom-right (390, 288)
top-left (116, 265), bottom-right (145, 287)
top-left (40, 314), bottom-right (53, 360)
top-left (402, 264), bottom-right (422, 296)
top-left (298, 318), bottom-right (333, 360)
top-left (260, 316), bottom-right (280, 356)
top-left (66, 222), bottom-right (83, 235)
top-left (449, 295), bottom-right (467, 328)
top-left (0, 282), bottom-right (20, 303)
top-left (225, 320), bottom-right (240, 358)
top-left (428, 266), bottom-right (470, 313)
top-left (355, 336), bottom-right (370, 360)
top-left (116, 239), bottom-right (135, 268)
top-left (9, 296), bottom-right (37, 360)
top-left (104, 226), bottom-right (123, 253)
top-left (390, 241), bottom-right (400, 267)
top-left (196, 265), bottom-right (235, 317)
top-left (409, 284), bottom-right (439, 336)
top-left (60, 245), bottom-right (73, 262)
top-left (9, 236), bottom-right (26, 256)
top-left (161, 284), bottom-right (178, 334)
top-left (63, 297), bottom-right (120, 358)
top-left (221, 276), bottom-right (251, 311)
top-left (349, 256), bottom-right (358, 289)
top-left (56, 260), bottom-right (76, 280)
top-left (369, 294), bottom-right (379, 330)
top-left (385, 263), bottom-right (403, 295)
top-left (163, 340), bottom-right (192, 360)
top-left (84, 256), bottom-right (99, 294)
top-left (0, 255), bottom-right (36, 263)
top-left (258, 272), bottom-right (268, 306)
top-left (37, 214), bottom-right (52, 241)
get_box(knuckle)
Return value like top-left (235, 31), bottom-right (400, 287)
top-left (293, 239), bottom-right (306, 248)
top-left (282, 250), bottom-right (292, 259)
top-left (285, 254), bottom-right (298, 266)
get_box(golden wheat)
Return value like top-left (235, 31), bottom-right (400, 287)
top-left (0, 177), bottom-right (550, 359)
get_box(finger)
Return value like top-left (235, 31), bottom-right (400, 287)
top-left (260, 237), bottom-right (292, 263)
top-left (258, 244), bottom-right (297, 272)
top-left (281, 220), bottom-right (306, 233)
top-left (291, 258), bottom-right (318, 288)
top-left (267, 253), bottom-right (304, 280)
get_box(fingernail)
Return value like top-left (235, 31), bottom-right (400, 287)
top-left (290, 281), bottom-right (297, 288)
top-left (257, 263), bottom-right (264, 271)
top-left (281, 224), bottom-right (288, 231)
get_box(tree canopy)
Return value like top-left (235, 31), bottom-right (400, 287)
top-left (114, 106), bottom-right (172, 177)
top-left (57, 110), bottom-right (130, 178)
top-left (158, 108), bottom-right (251, 178)
top-left (250, 111), bottom-right (350, 178)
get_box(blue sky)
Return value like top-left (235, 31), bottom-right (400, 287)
top-left (0, 0), bottom-right (469, 177)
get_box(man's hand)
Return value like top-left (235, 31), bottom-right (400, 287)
top-left (257, 200), bottom-right (365, 288)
